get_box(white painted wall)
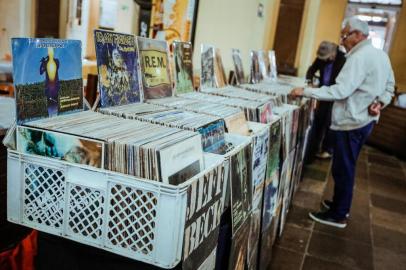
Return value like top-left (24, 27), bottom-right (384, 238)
top-left (0, 0), bottom-right (33, 58)
top-left (65, 0), bottom-right (90, 57)
top-left (192, 0), bottom-right (278, 77)
top-left (59, 0), bottom-right (68, 38)
top-left (115, 0), bottom-right (136, 34)
top-left (296, 0), bottom-right (321, 77)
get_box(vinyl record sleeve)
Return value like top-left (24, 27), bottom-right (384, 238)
top-left (17, 125), bottom-right (104, 168)
top-left (200, 44), bottom-right (216, 89)
top-left (136, 36), bottom-right (173, 99)
top-left (173, 41), bottom-right (194, 94)
top-left (94, 30), bottom-right (142, 107)
top-left (12, 38), bottom-right (83, 124)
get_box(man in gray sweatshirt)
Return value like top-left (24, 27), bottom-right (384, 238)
top-left (290, 17), bottom-right (395, 228)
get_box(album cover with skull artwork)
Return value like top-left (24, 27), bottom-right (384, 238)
top-left (94, 30), bottom-right (142, 107)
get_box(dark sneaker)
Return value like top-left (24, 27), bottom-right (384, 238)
top-left (321, 200), bottom-right (350, 218)
top-left (309, 211), bottom-right (347, 228)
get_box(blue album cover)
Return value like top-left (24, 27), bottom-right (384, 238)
top-left (12, 38), bottom-right (83, 124)
top-left (94, 30), bottom-right (141, 107)
top-left (198, 119), bottom-right (226, 154)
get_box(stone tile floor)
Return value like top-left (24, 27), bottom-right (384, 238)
top-left (269, 146), bottom-right (406, 270)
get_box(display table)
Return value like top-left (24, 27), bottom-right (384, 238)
top-left (0, 96), bottom-right (15, 131)
top-left (0, 98), bottom-right (31, 253)
top-left (0, 97), bottom-right (12, 224)
top-left (367, 104), bottom-right (406, 159)
top-left (36, 232), bottom-right (181, 270)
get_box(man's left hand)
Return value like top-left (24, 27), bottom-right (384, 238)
top-left (368, 101), bottom-right (382, 116)
top-left (290, 87), bottom-right (304, 98)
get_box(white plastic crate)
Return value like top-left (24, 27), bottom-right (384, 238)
top-left (7, 149), bottom-right (224, 269)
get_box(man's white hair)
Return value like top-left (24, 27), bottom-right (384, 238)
top-left (342, 17), bottom-right (369, 36)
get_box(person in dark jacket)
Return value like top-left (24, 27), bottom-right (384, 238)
top-left (306, 41), bottom-right (346, 160)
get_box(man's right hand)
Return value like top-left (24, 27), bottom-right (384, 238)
top-left (368, 101), bottom-right (382, 116)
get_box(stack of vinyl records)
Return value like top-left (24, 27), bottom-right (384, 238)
top-left (202, 85), bottom-right (283, 106)
top-left (234, 46), bottom-right (305, 101)
top-left (277, 74), bottom-right (306, 87)
top-left (100, 106), bottom-right (228, 154)
top-left (18, 111), bottom-right (204, 185)
top-left (99, 102), bottom-right (170, 117)
top-left (239, 82), bottom-right (293, 104)
top-left (180, 92), bottom-right (272, 123)
top-left (146, 97), bottom-right (251, 136)
top-left (272, 104), bottom-right (300, 161)
top-left (95, 34), bottom-right (235, 155)
top-left (147, 96), bottom-right (242, 119)
top-left (197, 45), bottom-right (274, 124)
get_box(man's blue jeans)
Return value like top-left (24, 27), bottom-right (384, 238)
top-left (330, 121), bottom-right (374, 220)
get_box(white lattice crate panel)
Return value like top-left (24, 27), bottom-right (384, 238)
top-left (7, 150), bottom-right (223, 269)
top-left (67, 184), bottom-right (105, 245)
top-left (22, 163), bottom-right (65, 232)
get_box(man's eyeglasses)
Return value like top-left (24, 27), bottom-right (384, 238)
top-left (341, 31), bottom-right (357, 41)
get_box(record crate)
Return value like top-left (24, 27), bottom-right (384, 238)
top-left (6, 149), bottom-right (225, 269)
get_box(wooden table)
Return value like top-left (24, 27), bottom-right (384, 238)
top-left (0, 94), bottom-right (32, 251)
top-left (367, 104), bottom-right (406, 159)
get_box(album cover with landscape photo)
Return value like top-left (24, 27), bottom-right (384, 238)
top-left (11, 38), bottom-right (83, 124)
